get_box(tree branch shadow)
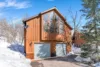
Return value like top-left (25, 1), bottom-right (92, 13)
top-left (36, 44), bottom-right (50, 59)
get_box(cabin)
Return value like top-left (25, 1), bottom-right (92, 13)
top-left (23, 7), bottom-right (72, 60)
top-left (72, 31), bottom-right (85, 47)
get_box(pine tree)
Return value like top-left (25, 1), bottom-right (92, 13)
top-left (81, 0), bottom-right (100, 53)
top-left (81, 44), bottom-right (91, 58)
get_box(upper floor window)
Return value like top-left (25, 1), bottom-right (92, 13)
top-left (43, 11), bottom-right (64, 34)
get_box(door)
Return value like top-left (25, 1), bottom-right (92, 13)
top-left (34, 43), bottom-right (50, 60)
top-left (56, 43), bottom-right (66, 56)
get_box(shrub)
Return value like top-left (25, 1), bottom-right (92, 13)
top-left (81, 44), bottom-right (91, 58)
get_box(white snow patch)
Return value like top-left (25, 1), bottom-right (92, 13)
top-left (0, 40), bottom-right (31, 67)
top-left (71, 45), bottom-right (81, 55)
top-left (75, 56), bottom-right (91, 63)
top-left (98, 46), bottom-right (100, 52)
top-left (67, 51), bottom-right (74, 56)
top-left (93, 62), bottom-right (100, 67)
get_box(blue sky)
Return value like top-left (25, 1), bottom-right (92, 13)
top-left (0, 0), bottom-right (85, 28)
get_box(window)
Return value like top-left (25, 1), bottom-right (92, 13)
top-left (43, 11), bottom-right (64, 34)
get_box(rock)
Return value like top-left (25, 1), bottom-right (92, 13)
top-left (91, 53), bottom-right (100, 62)
top-left (82, 57), bottom-right (91, 63)
top-left (75, 56), bottom-right (82, 62)
top-left (93, 62), bottom-right (100, 67)
top-left (75, 56), bottom-right (91, 63)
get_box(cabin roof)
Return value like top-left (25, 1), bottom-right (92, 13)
top-left (23, 7), bottom-right (72, 30)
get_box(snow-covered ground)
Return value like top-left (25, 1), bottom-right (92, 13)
top-left (71, 45), bottom-right (100, 67)
top-left (70, 45), bottom-right (81, 55)
top-left (93, 62), bottom-right (100, 67)
top-left (0, 39), bottom-right (31, 67)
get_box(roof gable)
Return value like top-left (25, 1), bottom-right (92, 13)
top-left (23, 7), bottom-right (72, 30)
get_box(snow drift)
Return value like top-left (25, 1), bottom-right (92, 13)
top-left (71, 45), bottom-right (81, 55)
top-left (0, 39), bottom-right (31, 67)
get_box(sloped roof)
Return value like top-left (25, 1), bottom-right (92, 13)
top-left (23, 7), bottom-right (72, 30)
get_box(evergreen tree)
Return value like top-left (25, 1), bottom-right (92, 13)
top-left (81, 44), bottom-right (91, 58)
top-left (81, 0), bottom-right (100, 53)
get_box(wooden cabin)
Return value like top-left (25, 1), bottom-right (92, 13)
top-left (72, 31), bottom-right (85, 47)
top-left (23, 7), bottom-right (72, 60)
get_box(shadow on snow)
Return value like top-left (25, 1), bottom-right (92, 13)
top-left (8, 43), bottom-right (25, 56)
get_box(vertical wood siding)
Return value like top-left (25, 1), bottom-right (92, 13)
top-left (25, 16), bottom-right (40, 58)
top-left (51, 42), bottom-right (56, 54)
top-left (24, 11), bottom-right (72, 59)
top-left (64, 25), bottom-right (72, 42)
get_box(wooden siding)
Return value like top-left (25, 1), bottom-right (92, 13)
top-left (51, 42), bottom-right (56, 54)
top-left (24, 9), bottom-right (72, 59)
top-left (25, 16), bottom-right (40, 59)
top-left (64, 25), bottom-right (72, 42)
top-left (73, 32), bottom-right (85, 46)
top-left (26, 16), bottom-right (40, 42)
top-left (66, 44), bottom-right (71, 52)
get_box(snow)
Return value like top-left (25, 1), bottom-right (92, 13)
top-left (70, 45), bottom-right (100, 67)
top-left (98, 46), bottom-right (100, 52)
top-left (66, 45), bottom-right (81, 56)
top-left (0, 39), bottom-right (31, 67)
top-left (71, 45), bottom-right (91, 63)
top-left (75, 56), bottom-right (91, 63)
top-left (71, 45), bottom-right (81, 55)
top-left (93, 62), bottom-right (100, 67)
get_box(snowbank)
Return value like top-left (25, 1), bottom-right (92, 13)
top-left (0, 40), bottom-right (31, 67)
top-left (98, 46), bottom-right (100, 52)
top-left (71, 45), bottom-right (81, 55)
top-left (93, 62), bottom-right (100, 67)
top-left (75, 56), bottom-right (91, 63)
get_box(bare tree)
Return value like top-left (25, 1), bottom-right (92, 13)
top-left (0, 19), bottom-right (17, 43)
top-left (68, 9), bottom-right (83, 46)
top-left (15, 23), bottom-right (24, 44)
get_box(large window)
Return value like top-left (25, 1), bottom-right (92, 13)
top-left (43, 11), bottom-right (64, 34)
